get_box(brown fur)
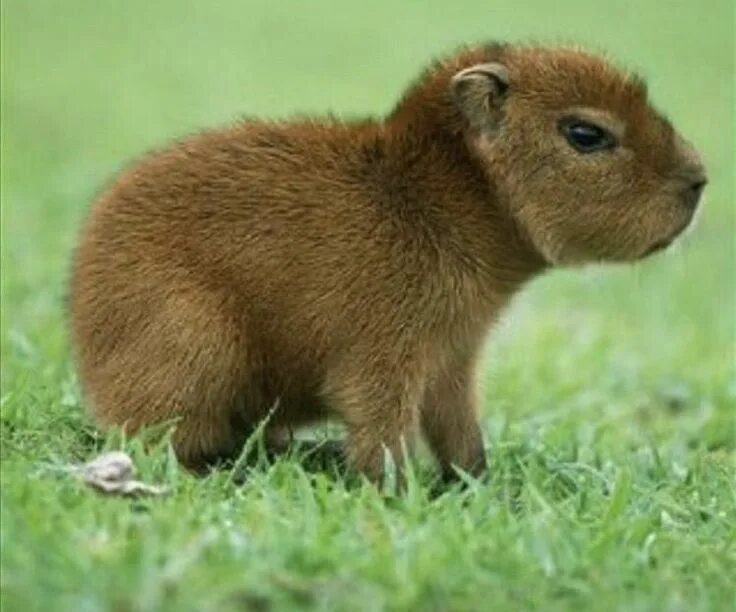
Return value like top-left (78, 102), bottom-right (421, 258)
top-left (69, 43), bottom-right (706, 484)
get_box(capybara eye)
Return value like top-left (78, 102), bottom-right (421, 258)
top-left (560, 119), bottom-right (615, 153)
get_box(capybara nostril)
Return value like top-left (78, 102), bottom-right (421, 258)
top-left (683, 176), bottom-right (707, 210)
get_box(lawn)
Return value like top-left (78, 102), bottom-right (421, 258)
top-left (1, 1), bottom-right (734, 611)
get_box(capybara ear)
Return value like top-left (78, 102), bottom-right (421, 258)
top-left (450, 62), bottom-right (509, 132)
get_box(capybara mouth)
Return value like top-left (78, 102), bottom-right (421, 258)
top-left (641, 222), bottom-right (690, 258)
top-left (642, 236), bottom-right (674, 257)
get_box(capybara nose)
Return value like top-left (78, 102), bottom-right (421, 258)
top-left (683, 175), bottom-right (707, 210)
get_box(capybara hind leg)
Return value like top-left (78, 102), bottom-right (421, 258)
top-left (82, 290), bottom-right (253, 472)
top-left (170, 406), bottom-right (254, 471)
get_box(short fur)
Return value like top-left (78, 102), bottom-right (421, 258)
top-left (69, 43), bottom-right (706, 484)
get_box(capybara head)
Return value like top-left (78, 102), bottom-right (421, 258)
top-left (450, 45), bottom-right (707, 264)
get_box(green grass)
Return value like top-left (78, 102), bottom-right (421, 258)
top-left (1, 1), bottom-right (734, 610)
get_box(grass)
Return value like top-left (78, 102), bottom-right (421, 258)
top-left (1, 1), bottom-right (734, 610)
